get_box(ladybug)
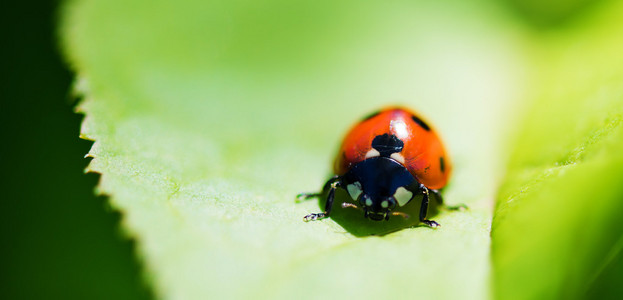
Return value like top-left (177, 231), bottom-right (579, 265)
top-left (298, 107), bottom-right (463, 228)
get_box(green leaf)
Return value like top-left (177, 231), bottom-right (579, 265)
top-left (501, 0), bottom-right (604, 27)
top-left (492, 2), bottom-right (623, 299)
top-left (61, 0), bottom-right (524, 298)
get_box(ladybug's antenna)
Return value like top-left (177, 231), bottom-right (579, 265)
top-left (342, 202), bottom-right (362, 210)
top-left (391, 211), bottom-right (410, 219)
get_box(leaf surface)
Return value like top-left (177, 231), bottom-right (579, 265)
top-left (62, 0), bottom-right (526, 299)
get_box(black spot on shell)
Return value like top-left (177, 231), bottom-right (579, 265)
top-left (362, 110), bottom-right (381, 121)
top-left (371, 133), bottom-right (404, 157)
top-left (439, 157), bottom-right (446, 173)
top-left (411, 115), bottom-right (431, 131)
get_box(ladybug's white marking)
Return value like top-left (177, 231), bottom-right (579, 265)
top-left (390, 120), bottom-right (409, 140)
top-left (365, 198), bottom-right (373, 207)
top-left (365, 149), bottom-right (380, 159)
top-left (346, 182), bottom-right (363, 200)
top-left (381, 200), bottom-right (389, 208)
top-left (394, 187), bottom-right (413, 207)
top-left (390, 153), bottom-right (405, 164)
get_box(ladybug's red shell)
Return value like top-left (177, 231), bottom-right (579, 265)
top-left (334, 107), bottom-right (450, 190)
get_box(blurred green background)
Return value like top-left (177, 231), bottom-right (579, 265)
top-left (2, 0), bottom-right (622, 299)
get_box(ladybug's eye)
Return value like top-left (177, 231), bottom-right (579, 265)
top-left (388, 197), bottom-right (397, 209)
top-left (359, 194), bottom-right (373, 207)
top-left (380, 197), bottom-right (397, 210)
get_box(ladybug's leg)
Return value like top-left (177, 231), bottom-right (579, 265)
top-left (430, 189), bottom-right (467, 211)
top-left (296, 193), bottom-right (320, 202)
top-left (419, 185), bottom-right (440, 228)
top-left (296, 175), bottom-right (340, 202)
top-left (303, 180), bottom-right (340, 222)
top-left (430, 189), bottom-right (444, 205)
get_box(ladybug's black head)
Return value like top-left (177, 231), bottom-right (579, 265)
top-left (342, 157), bottom-right (416, 221)
top-left (358, 194), bottom-right (397, 220)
